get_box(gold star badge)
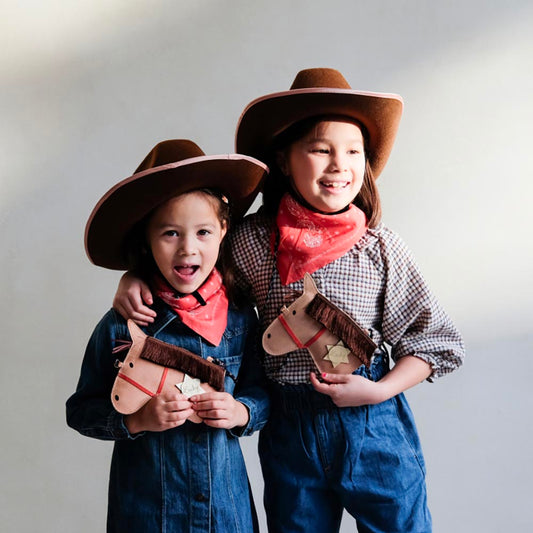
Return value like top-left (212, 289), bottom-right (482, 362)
top-left (323, 340), bottom-right (351, 368)
top-left (175, 374), bottom-right (206, 398)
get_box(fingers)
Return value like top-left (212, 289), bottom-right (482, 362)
top-left (201, 418), bottom-right (231, 429)
top-left (125, 310), bottom-right (154, 327)
top-left (194, 400), bottom-right (249, 429)
top-left (113, 294), bottom-right (155, 324)
top-left (310, 372), bottom-right (351, 397)
top-left (309, 372), bottom-right (332, 395)
top-left (128, 292), bottom-right (156, 323)
top-left (129, 305), bottom-right (156, 325)
top-left (192, 397), bottom-right (228, 419)
top-left (310, 372), bottom-right (383, 408)
top-left (113, 273), bottom-right (156, 324)
top-left (129, 280), bottom-right (155, 313)
top-left (320, 372), bottom-right (351, 384)
top-left (189, 391), bottom-right (224, 405)
top-left (163, 397), bottom-right (194, 413)
top-left (140, 281), bottom-right (154, 306)
top-left (155, 395), bottom-right (195, 428)
top-left (190, 393), bottom-right (238, 426)
top-left (146, 392), bottom-right (248, 430)
top-left (158, 409), bottom-right (195, 428)
top-left (127, 393), bottom-right (194, 432)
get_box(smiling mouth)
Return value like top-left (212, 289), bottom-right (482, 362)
top-left (319, 180), bottom-right (350, 189)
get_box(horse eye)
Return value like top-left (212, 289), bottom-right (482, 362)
top-left (267, 333), bottom-right (271, 338)
top-left (292, 310), bottom-right (296, 315)
top-left (129, 362), bottom-right (134, 368)
top-left (114, 395), bottom-right (119, 401)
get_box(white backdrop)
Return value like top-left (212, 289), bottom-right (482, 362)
top-left (2, 1), bottom-right (532, 531)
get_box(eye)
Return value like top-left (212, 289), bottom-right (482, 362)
top-left (163, 230), bottom-right (178, 237)
top-left (311, 148), bottom-right (329, 154)
top-left (197, 229), bottom-right (212, 237)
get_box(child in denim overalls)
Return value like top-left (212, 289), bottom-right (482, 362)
top-left (67, 140), bottom-right (270, 533)
top-left (113, 71), bottom-right (465, 533)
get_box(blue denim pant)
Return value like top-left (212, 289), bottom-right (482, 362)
top-left (259, 352), bottom-right (432, 533)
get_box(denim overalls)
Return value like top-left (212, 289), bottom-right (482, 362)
top-left (67, 299), bottom-right (269, 533)
top-left (259, 350), bottom-right (432, 533)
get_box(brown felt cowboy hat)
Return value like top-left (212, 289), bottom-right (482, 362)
top-left (235, 68), bottom-right (403, 178)
top-left (85, 139), bottom-right (268, 270)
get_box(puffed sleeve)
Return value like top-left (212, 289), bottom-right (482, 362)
top-left (379, 229), bottom-right (465, 381)
top-left (66, 309), bottom-right (142, 440)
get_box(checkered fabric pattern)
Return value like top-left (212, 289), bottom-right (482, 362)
top-left (230, 210), bottom-right (465, 384)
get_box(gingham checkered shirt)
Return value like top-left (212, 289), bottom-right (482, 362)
top-left (231, 210), bottom-right (465, 384)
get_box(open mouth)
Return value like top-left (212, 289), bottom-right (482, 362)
top-left (319, 180), bottom-right (350, 189)
top-left (173, 265), bottom-right (199, 277)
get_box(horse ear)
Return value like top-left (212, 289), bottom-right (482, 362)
top-left (303, 273), bottom-right (318, 295)
top-left (127, 319), bottom-right (147, 346)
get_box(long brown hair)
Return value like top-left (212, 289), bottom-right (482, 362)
top-left (262, 115), bottom-right (382, 227)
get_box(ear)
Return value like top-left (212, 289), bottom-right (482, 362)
top-left (276, 150), bottom-right (289, 176)
top-left (127, 319), bottom-right (147, 346)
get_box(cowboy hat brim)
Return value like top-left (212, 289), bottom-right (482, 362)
top-left (235, 87), bottom-right (403, 178)
top-left (85, 154), bottom-right (268, 270)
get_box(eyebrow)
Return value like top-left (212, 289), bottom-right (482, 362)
top-left (153, 221), bottom-right (218, 230)
top-left (303, 137), bottom-right (364, 144)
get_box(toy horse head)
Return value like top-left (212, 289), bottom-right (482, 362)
top-left (111, 320), bottom-right (225, 423)
top-left (262, 274), bottom-right (377, 375)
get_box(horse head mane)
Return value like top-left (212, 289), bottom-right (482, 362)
top-left (126, 320), bottom-right (226, 391)
top-left (305, 292), bottom-right (376, 367)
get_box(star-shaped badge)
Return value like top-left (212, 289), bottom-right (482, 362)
top-left (323, 340), bottom-right (351, 368)
top-left (175, 374), bottom-right (206, 398)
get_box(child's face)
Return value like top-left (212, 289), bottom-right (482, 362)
top-left (146, 192), bottom-right (227, 294)
top-left (278, 120), bottom-right (366, 213)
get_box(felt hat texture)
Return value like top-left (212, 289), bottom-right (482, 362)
top-left (235, 68), bottom-right (403, 178)
top-left (85, 139), bottom-right (268, 270)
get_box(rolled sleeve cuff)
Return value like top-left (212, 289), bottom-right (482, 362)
top-left (394, 350), bottom-right (464, 383)
top-left (229, 394), bottom-right (269, 437)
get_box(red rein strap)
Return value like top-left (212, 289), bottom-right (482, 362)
top-left (157, 367), bottom-right (168, 394)
top-left (118, 367), bottom-right (169, 397)
top-left (277, 314), bottom-right (327, 349)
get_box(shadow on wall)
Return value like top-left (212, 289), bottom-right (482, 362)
top-left (1, 1), bottom-right (533, 532)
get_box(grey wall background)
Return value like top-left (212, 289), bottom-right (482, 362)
top-left (2, 1), bottom-right (532, 531)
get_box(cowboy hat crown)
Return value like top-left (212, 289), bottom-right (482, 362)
top-left (85, 139), bottom-right (268, 270)
top-left (236, 67), bottom-right (403, 178)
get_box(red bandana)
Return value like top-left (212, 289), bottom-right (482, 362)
top-left (154, 269), bottom-right (228, 346)
top-left (273, 194), bottom-right (368, 285)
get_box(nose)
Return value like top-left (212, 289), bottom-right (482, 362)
top-left (178, 234), bottom-right (197, 255)
top-left (328, 151), bottom-right (347, 172)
